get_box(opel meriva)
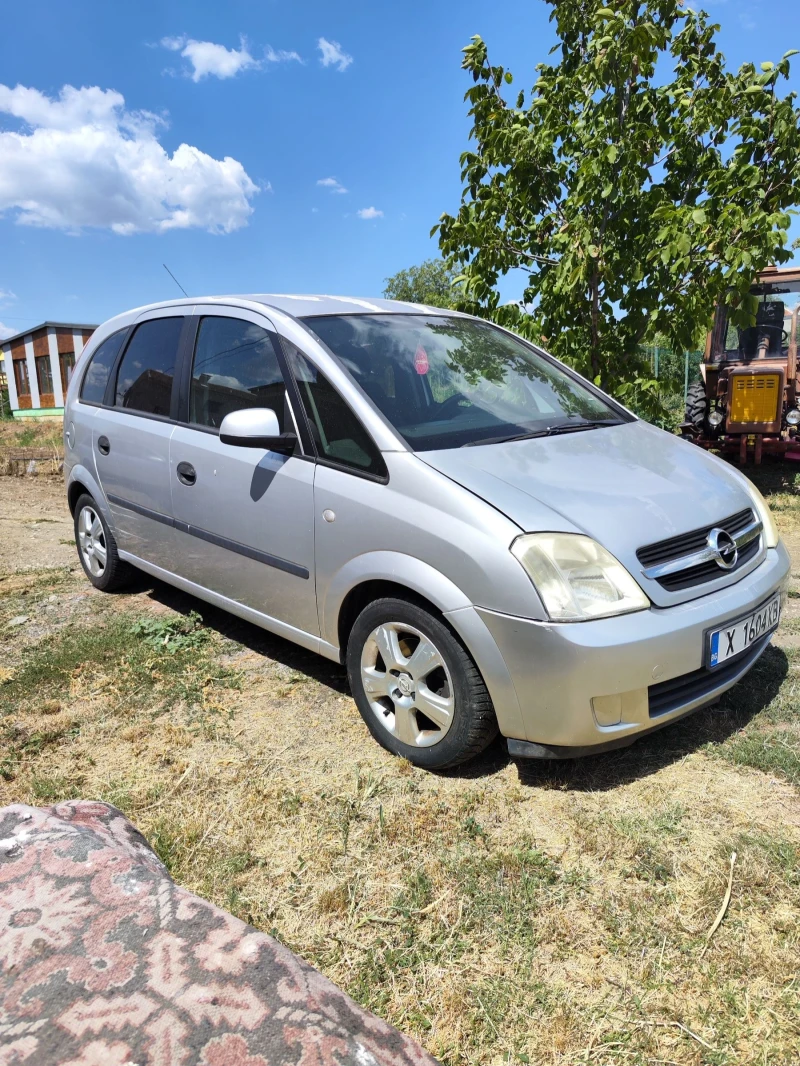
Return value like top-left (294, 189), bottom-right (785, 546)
top-left (64, 295), bottom-right (790, 769)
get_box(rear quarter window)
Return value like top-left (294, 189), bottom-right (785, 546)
top-left (79, 330), bottom-right (128, 405)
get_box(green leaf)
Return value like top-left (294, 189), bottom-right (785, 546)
top-left (692, 208), bottom-right (706, 224)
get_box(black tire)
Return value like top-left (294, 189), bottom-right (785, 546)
top-left (346, 597), bottom-right (498, 770)
top-left (684, 380), bottom-right (707, 430)
top-left (73, 493), bottom-right (132, 592)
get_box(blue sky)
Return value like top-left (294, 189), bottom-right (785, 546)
top-left (1, 0), bottom-right (799, 336)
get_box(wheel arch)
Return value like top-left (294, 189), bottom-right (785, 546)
top-left (326, 552), bottom-right (525, 740)
top-left (66, 465), bottom-right (112, 524)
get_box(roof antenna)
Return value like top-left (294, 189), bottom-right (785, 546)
top-left (163, 263), bottom-right (189, 297)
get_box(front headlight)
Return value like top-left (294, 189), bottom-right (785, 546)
top-left (511, 533), bottom-right (650, 621)
top-left (747, 482), bottom-right (779, 549)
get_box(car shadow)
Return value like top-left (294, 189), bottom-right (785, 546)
top-left (129, 573), bottom-right (350, 694)
top-left (126, 572), bottom-right (788, 790)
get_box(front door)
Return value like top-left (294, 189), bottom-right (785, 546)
top-left (168, 309), bottom-right (317, 639)
top-left (93, 312), bottom-right (186, 572)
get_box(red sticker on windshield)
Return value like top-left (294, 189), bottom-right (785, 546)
top-left (414, 345), bottom-right (429, 374)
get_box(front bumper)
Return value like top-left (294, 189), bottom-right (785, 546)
top-left (474, 542), bottom-right (791, 755)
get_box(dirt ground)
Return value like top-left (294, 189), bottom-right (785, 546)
top-left (0, 477), bottom-right (76, 570)
top-left (1, 470), bottom-right (799, 1066)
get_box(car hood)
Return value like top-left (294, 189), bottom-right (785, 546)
top-left (420, 420), bottom-right (759, 608)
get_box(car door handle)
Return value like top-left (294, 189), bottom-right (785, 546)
top-left (97, 436), bottom-right (110, 456)
top-left (176, 461), bottom-right (197, 487)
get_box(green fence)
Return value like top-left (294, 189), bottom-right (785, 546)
top-left (639, 346), bottom-right (703, 404)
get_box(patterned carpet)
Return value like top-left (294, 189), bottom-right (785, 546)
top-left (0, 801), bottom-right (440, 1066)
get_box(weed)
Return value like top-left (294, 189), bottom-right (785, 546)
top-left (129, 610), bottom-right (210, 654)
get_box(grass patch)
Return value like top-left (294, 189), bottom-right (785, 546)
top-left (0, 609), bottom-right (240, 782)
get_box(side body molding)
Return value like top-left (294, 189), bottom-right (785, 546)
top-left (320, 551), bottom-right (525, 740)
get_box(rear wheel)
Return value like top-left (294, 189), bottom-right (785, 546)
top-left (346, 597), bottom-right (498, 770)
top-left (74, 493), bottom-right (132, 592)
top-left (684, 380), bottom-right (707, 431)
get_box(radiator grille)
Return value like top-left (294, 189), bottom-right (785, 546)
top-left (729, 373), bottom-right (781, 424)
top-left (636, 509), bottom-right (759, 591)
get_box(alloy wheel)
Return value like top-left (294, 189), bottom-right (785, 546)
top-left (360, 621), bottom-right (455, 747)
top-left (78, 506), bottom-right (107, 578)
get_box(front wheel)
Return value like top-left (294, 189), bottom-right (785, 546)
top-left (346, 597), bottom-right (498, 770)
top-left (684, 380), bottom-right (707, 432)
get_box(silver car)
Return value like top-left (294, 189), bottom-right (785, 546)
top-left (64, 295), bottom-right (791, 769)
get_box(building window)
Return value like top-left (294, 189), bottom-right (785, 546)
top-left (60, 351), bottom-right (75, 393)
top-left (36, 354), bottom-right (55, 399)
top-left (13, 358), bottom-right (31, 398)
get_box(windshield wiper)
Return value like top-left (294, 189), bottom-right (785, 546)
top-left (461, 419), bottom-right (623, 447)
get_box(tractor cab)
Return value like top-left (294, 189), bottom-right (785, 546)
top-left (683, 266), bottom-right (800, 463)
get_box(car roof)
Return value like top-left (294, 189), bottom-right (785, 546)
top-left (238, 294), bottom-right (465, 318)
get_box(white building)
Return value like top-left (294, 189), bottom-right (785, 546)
top-left (1, 322), bottom-right (96, 418)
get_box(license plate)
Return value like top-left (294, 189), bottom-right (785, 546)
top-left (708, 594), bottom-right (781, 668)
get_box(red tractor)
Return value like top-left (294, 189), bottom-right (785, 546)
top-left (682, 266), bottom-right (800, 463)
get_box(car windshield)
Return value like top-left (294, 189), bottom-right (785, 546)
top-left (302, 313), bottom-right (626, 450)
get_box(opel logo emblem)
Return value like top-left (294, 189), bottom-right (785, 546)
top-left (707, 527), bottom-right (738, 570)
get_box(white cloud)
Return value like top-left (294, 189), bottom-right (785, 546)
top-left (317, 38), bottom-right (353, 72)
top-left (160, 36), bottom-right (301, 80)
top-left (264, 46), bottom-right (302, 64)
top-left (0, 321), bottom-right (15, 340)
top-left (317, 176), bottom-right (347, 194)
top-left (161, 35), bottom-right (260, 81)
top-left (0, 83), bottom-right (259, 234)
top-left (357, 206), bottom-right (383, 220)
top-left (0, 289), bottom-right (16, 304)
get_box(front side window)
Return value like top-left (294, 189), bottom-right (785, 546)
top-left (35, 355), bottom-right (54, 397)
top-left (284, 340), bottom-right (386, 477)
top-left (115, 317), bottom-right (183, 416)
top-left (189, 316), bottom-right (288, 431)
top-left (80, 330), bottom-right (128, 405)
top-left (303, 314), bottom-right (626, 451)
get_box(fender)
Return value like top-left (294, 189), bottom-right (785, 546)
top-left (66, 463), bottom-right (114, 526)
top-left (320, 550), bottom-right (525, 740)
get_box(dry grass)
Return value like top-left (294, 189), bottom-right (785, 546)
top-left (1, 465), bottom-right (799, 1064)
top-left (0, 416), bottom-right (63, 450)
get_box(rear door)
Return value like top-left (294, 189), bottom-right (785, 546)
top-left (92, 310), bottom-right (188, 571)
top-left (168, 307), bottom-right (318, 638)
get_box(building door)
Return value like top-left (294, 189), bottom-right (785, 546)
top-left (60, 352), bottom-right (76, 395)
top-left (169, 309), bottom-right (318, 638)
top-left (13, 358), bottom-right (31, 410)
top-left (35, 355), bottom-right (55, 409)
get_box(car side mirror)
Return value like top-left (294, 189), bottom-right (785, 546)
top-left (219, 408), bottom-right (297, 455)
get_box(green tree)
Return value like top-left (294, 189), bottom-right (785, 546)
top-left (436, 1), bottom-right (800, 412)
top-left (383, 258), bottom-right (462, 308)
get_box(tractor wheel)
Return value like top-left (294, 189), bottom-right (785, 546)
top-left (684, 380), bottom-right (707, 431)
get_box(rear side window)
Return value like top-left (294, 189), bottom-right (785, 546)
top-left (115, 317), bottom-right (183, 416)
top-left (284, 341), bottom-right (387, 477)
top-left (190, 316), bottom-right (288, 431)
top-left (79, 330), bottom-right (127, 405)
